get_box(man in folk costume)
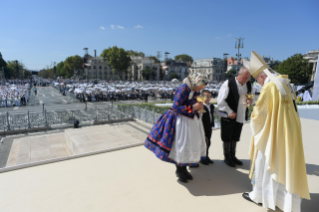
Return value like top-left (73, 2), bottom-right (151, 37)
top-left (217, 67), bottom-right (252, 167)
top-left (144, 73), bottom-right (208, 183)
top-left (242, 51), bottom-right (310, 212)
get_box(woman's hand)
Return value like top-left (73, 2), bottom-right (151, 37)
top-left (193, 102), bottom-right (204, 111)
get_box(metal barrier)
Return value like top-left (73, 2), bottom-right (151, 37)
top-left (0, 104), bottom-right (132, 133)
top-left (118, 104), bottom-right (224, 128)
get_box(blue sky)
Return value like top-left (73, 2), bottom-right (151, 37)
top-left (0, 0), bottom-right (318, 70)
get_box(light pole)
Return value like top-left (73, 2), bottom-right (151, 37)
top-left (14, 60), bottom-right (19, 78)
top-left (149, 57), bottom-right (152, 81)
top-left (53, 62), bottom-right (56, 79)
top-left (164, 52), bottom-right (170, 80)
top-left (235, 37), bottom-right (244, 75)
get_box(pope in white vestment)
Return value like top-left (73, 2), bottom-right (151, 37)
top-left (242, 51), bottom-right (310, 212)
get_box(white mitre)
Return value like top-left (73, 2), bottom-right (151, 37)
top-left (247, 51), bottom-right (287, 98)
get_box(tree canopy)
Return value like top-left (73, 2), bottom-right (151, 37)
top-left (225, 69), bottom-right (236, 79)
top-left (126, 50), bottom-right (145, 57)
top-left (142, 67), bottom-right (156, 80)
top-left (169, 72), bottom-right (180, 80)
top-left (100, 46), bottom-right (131, 79)
top-left (0, 52), bottom-right (7, 70)
top-left (56, 61), bottom-right (66, 77)
top-left (149, 56), bottom-right (160, 63)
top-left (64, 55), bottom-right (83, 78)
top-left (5, 60), bottom-right (31, 79)
top-left (277, 54), bottom-right (312, 84)
top-left (174, 54), bottom-right (193, 62)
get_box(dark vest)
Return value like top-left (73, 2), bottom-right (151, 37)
top-left (225, 78), bottom-right (252, 120)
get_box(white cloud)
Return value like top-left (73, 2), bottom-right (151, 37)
top-left (228, 34), bottom-right (231, 37)
top-left (110, 25), bottom-right (115, 29)
top-left (117, 25), bottom-right (124, 29)
top-left (100, 26), bottom-right (105, 30)
top-left (134, 25), bottom-right (143, 28)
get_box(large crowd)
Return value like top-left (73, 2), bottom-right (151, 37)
top-left (0, 83), bottom-right (31, 107)
top-left (53, 80), bottom-right (221, 102)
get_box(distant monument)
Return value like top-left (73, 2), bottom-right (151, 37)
top-left (312, 57), bottom-right (319, 101)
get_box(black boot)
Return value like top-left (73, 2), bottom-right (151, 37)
top-left (223, 142), bottom-right (236, 167)
top-left (182, 166), bottom-right (193, 180)
top-left (206, 156), bottom-right (214, 164)
top-left (231, 141), bottom-right (243, 165)
top-left (175, 165), bottom-right (188, 183)
top-left (200, 157), bottom-right (209, 165)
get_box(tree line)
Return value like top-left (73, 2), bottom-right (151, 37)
top-left (0, 52), bottom-right (32, 79)
top-left (38, 46), bottom-right (194, 80)
top-left (226, 53), bottom-right (313, 85)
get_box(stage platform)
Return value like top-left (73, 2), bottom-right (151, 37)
top-left (0, 118), bottom-right (318, 212)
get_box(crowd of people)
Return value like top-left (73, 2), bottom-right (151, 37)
top-left (0, 84), bottom-right (30, 107)
top-left (53, 80), bottom-right (220, 102)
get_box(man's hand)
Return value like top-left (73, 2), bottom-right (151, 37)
top-left (228, 112), bottom-right (236, 119)
top-left (193, 102), bottom-right (204, 111)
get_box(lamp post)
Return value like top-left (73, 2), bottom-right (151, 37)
top-left (149, 57), bottom-right (152, 81)
top-left (53, 62), bottom-right (56, 79)
top-left (235, 37), bottom-right (244, 75)
top-left (14, 60), bottom-right (19, 78)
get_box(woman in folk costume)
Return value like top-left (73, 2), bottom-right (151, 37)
top-left (144, 73), bottom-right (208, 183)
top-left (242, 51), bottom-right (310, 212)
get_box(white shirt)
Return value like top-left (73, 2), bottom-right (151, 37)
top-left (217, 78), bottom-right (251, 124)
top-left (204, 102), bottom-right (228, 123)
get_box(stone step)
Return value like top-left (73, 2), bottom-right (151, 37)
top-left (5, 121), bottom-right (152, 168)
top-left (6, 133), bottom-right (69, 167)
top-left (65, 122), bottom-right (148, 155)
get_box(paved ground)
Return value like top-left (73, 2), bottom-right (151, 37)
top-left (299, 109), bottom-right (319, 121)
top-left (0, 118), bottom-right (317, 212)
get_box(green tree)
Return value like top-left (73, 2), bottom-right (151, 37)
top-left (142, 67), bottom-right (156, 80)
top-left (56, 61), bottom-right (66, 77)
top-left (149, 56), bottom-right (160, 63)
top-left (126, 50), bottom-right (145, 57)
top-left (174, 54), bottom-right (193, 62)
top-left (277, 54), bottom-right (312, 84)
top-left (169, 72), bottom-right (180, 80)
top-left (0, 52), bottom-right (7, 69)
top-left (64, 55), bottom-right (83, 78)
top-left (6, 60), bottom-right (27, 79)
top-left (225, 69), bottom-right (236, 79)
top-left (100, 46), bottom-right (131, 80)
top-left (270, 63), bottom-right (281, 71)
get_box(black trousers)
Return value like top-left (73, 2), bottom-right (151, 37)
top-left (221, 118), bottom-right (243, 142)
top-left (205, 135), bottom-right (212, 158)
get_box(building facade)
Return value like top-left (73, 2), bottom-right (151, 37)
top-left (161, 59), bottom-right (189, 80)
top-left (227, 57), bottom-right (244, 72)
top-left (83, 55), bottom-right (124, 80)
top-left (83, 52), bottom-right (160, 81)
top-left (304, 50), bottom-right (319, 81)
top-left (128, 56), bottom-right (160, 81)
top-left (190, 58), bottom-right (226, 82)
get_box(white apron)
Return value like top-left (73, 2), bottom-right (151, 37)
top-left (168, 114), bottom-right (206, 164)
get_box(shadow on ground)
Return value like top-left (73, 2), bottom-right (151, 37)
top-left (182, 161), bottom-right (319, 211)
top-left (181, 159), bottom-right (251, 196)
top-left (306, 163), bottom-right (319, 176)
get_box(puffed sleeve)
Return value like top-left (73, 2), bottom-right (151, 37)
top-left (172, 84), bottom-right (193, 114)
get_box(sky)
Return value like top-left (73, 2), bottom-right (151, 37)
top-left (0, 0), bottom-right (318, 71)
